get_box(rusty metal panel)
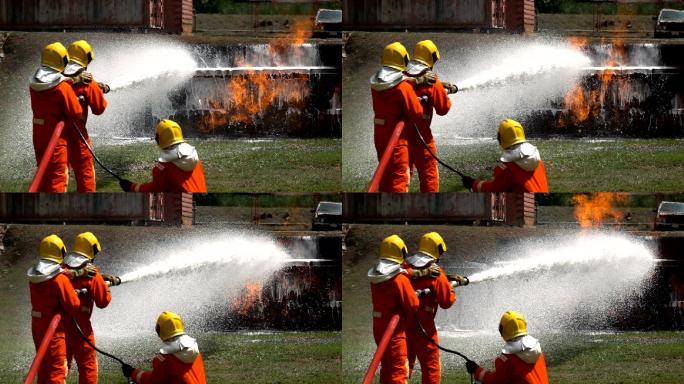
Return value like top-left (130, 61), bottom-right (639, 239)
top-left (504, 193), bottom-right (536, 227)
top-left (163, 0), bottom-right (193, 34)
top-left (343, 193), bottom-right (505, 223)
top-left (505, 0), bottom-right (535, 33)
top-left (0, 0), bottom-right (163, 29)
top-left (343, 0), bottom-right (504, 30)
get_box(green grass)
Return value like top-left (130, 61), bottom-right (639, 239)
top-left (1, 138), bottom-right (341, 192)
top-left (343, 138), bottom-right (684, 192)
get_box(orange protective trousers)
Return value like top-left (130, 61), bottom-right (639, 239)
top-left (371, 272), bottom-right (420, 383)
top-left (29, 273), bottom-right (81, 384)
top-left (29, 81), bottom-right (83, 192)
top-left (67, 79), bottom-right (107, 192)
top-left (405, 267), bottom-right (456, 384)
top-left (371, 81), bottom-right (424, 192)
top-left (131, 352), bottom-right (207, 383)
top-left (408, 78), bottom-right (452, 193)
top-left (65, 268), bottom-right (112, 384)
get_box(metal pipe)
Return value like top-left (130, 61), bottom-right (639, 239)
top-left (29, 121), bottom-right (65, 192)
top-left (362, 313), bottom-right (400, 384)
top-left (23, 313), bottom-right (62, 384)
top-left (416, 279), bottom-right (468, 297)
top-left (368, 121), bottom-right (405, 193)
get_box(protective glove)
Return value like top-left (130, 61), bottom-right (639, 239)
top-left (68, 264), bottom-right (97, 279)
top-left (72, 72), bottom-right (93, 86)
top-left (119, 179), bottom-right (133, 192)
top-left (121, 363), bottom-right (135, 378)
top-left (427, 263), bottom-right (441, 278)
top-left (442, 82), bottom-right (459, 94)
top-left (461, 175), bottom-right (475, 190)
top-left (102, 274), bottom-right (122, 286)
top-left (465, 360), bottom-right (479, 374)
top-left (413, 71), bottom-right (436, 86)
top-left (448, 274), bottom-right (469, 286)
top-left (98, 82), bottom-right (111, 94)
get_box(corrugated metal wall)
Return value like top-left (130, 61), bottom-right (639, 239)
top-left (342, 0), bottom-right (505, 30)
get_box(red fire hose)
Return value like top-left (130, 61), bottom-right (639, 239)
top-left (367, 121), bottom-right (405, 193)
top-left (28, 121), bottom-right (65, 192)
top-left (362, 314), bottom-right (400, 384)
top-left (23, 313), bottom-right (62, 384)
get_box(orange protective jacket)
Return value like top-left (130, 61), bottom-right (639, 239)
top-left (473, 161), bottom-right (548, 193)
top-left (131, 159), bottom-right (207, 193)
top-left (408, 78), bottom-right (451, 192)
top-left (370, 271), bottom-right (420, 384)
top-left (405, 266), bottom-right (455, 384)
top-left (67, 79), bottom-right (108, 192)
top-left (371, 79), bottom-right (424, 192)
top-left (132, 351), bottom-right (207, 384)
top-left (474, 352), bottom-right (549, 384)
top-left (29, 271), bottom-right (81, 384)
top-left (29, 79), bottom-right (84, 192)
top-left (65, 266), bottom-right (111, 384)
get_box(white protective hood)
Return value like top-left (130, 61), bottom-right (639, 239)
top-left (370, 66), bottom-right (405, 91)
top-left (159, 143), bottom-right (199, 172)
top-left (29, 66), bottom-right (69, 92)
top-left (502, 335), bottom-right (542, 364)
top-left (404, 60), bottom-right (429, 77)
top-left (500, 142), bottom-right (541, 172)
top-left (160, 334), bottom-right (200, 364)
top-left (406, 252), bottom-right (434, 268)
top-left (64, 252), bottom-right (90, 269)
top-left (368, 259), bottom-right (404, 284)
top-left (27, 260), bottom-right (62, 283)
top-left (63, 60), bottom-right (85, 77)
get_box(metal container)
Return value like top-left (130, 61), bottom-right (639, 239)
top-left (342, 0), bottom-right (506, 30)
top-left (0, 193), bottom-right (192, 226)
top-left (342, 193), bottom-right (511, 224)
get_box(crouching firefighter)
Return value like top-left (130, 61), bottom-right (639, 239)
top-left (368, 235), bottom-right (420, 383)
top-left (27, 235), bottom-right (81, 384)
top-left (63, 232), bottom-right (120, 384)
top-left (121, 311), bottom-right (207, 384)
top-left (405, 232), bottom-right (467, 384)
top-left (119, 119), bottom-right (207, 193)
top-left (465, 311), bottom-right (549, 384)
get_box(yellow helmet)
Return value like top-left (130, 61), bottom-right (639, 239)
top-left (379, 235), bottom-right (408, 264)
top-left (413, 40), bottom-right (440, 68)
top-left (39, 234), bottom-right (67, 263)
top-left (73, 232), bottom-right (101, 260)
top-left (499, 310), bottom-right (527, 341)
top-left (41, 42), bottom-right (69, 72)
top-left (418, 232), bottom-right (447, 260)
top-left (155, 119), bottom-right (185, 150)
top-left (497, 119), bottom-right (527, 149)
top-left (67, 40), bottom-right (94, 68)
top-left (382, 42), bottom-right (410, 71)
top-left (156, 311), bottom-right (186, 341)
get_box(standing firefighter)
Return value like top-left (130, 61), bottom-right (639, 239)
top-left (121, 311), bottom-right (207, 384)
top-left (466, 311), bottom-right (549, 384)
top-left (63, 232), bottom-right (120, 384)
top-left (370, 42), bottom-right (425, 192)
top-left (27, 235), bottom-right (81, 384)
top-left (404, 232), bottom-right (466, 384)
top-left (63, 40), bottom-right (109, 193)
top-left (119, 119), bottom-right (207, 192)
top-left (404, 40), bottom-right (456, 193)
top-left (463, 119), bottom-right (548, 192)
top-left (368, 235), bottom-right (420, 383)
top-left (29, 43), bottom-right (84, 192)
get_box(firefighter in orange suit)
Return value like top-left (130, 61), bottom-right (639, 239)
top-left (404, 41), bottom-right (457, 193)
top-left (370, 42), bottom-right (425, 192)
top-left (119, 119), bottom-right (207, 193)
top-left (29, 43), bottom-right (84, 192)
top-left (122, 311), bottom-right (207, 384)
top-left (27, 235), bottom-right (82, 384)
top-left (466, 311), bottom-right (549, 384)
top-left (463, 119), bottom-right (549, 193)
top-left (63, 40), bottom-right (109, 193)
top-left (404, 232), bottom-right (468, 384)
top-left (63, 232), bottom-right (121, 384)
top-left (368, 235), bottom-right (420, 383)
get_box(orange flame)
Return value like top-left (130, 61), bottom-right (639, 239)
top-left (572, 193), bottom-right (630, 228)
top-left (231, 282), bottom-right (264, 316)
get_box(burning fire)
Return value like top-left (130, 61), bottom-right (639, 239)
top-left (231, 282), bottom-right (264, 316)
top-left (572, 192), bottom-right (630, 228)
top-left (560, 38), bottom-right (631, 127)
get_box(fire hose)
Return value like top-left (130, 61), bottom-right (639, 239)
top-left (411, 122), bottom-right (466, 178)
top-left (23, 313), bottom-right (62, 384)
top-left (71, 317), bottom-right (134, 384)
top-left (72, 121), bottom-right (124, 182)
top-left (368, 121), bottom-right (405, 193)
top-left (362, 313), bottom-right (400, 384)
top-left (28, 121), bottom-right (65, 192)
